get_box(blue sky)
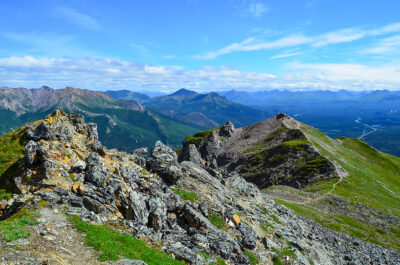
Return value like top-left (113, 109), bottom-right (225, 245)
top-left (1, 0), bottom-right (400, 92)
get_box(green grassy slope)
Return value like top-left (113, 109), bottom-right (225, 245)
top-left (0, 127), bottom-right (27, 192)
top-left (302, 124), bottom-right (400, 216)
top-left (270, 123), bottom-right (400, 251)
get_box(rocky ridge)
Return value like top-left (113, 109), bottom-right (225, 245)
top-left (178, 114), bottom-right (346, 189)
top-left (1, 111), bottom-right (399, 264)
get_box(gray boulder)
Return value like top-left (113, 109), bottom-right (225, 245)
top-left (85, 152), bottom-right (108, 186)
top-left (238, 224), bottom-right (257, 250)
top-left (146, 141), bottom-right (183, 185)
top-left (86, 122), bottom-right (99, 141)
top-left (25, 140), bottom-right (47, 166)
top-left (26, 122), bottom-right (56, 141)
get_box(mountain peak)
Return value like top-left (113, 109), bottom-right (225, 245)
top-left (179, 113), bottom-right (343, 188)
top-left (170, 88), bottom-right (198, 96)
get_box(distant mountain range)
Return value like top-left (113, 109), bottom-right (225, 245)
top-left (0, 86), bottom-right (198, 151)
top-left (108, 88), bottom-right (270, 129)
top-left (1, 87), bottom-right (271, 151)
top-left (217, 89), bottom-right (400, 107)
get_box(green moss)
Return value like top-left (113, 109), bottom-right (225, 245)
top-left (245, 127), bottom-right (288, 154)
top-left (140, 169), bottom-right (149, 176)
top-left (198, 251), bottom-right (211, 259)
top-left (37, 200), bottom-right (50, 210)
top-left (69, 215), bottom-right (185, 264)
top-left (0, 189), bottom-right (12, 200)
top-left (273, 248), bottom-right (297, 265)
top-left (254, 204), bottom-right (268, 214)
top-left (281, 138), bottom-right (310, 149)
top-left (260, 222), bottom-right (274, 233)
top-left (0, 209), bottom-right (40, 242)
top-left (236, 211), bottom-right (245, 217)
top-left (171, 188), bottom-right (199, 202)
top-left (207, 214), bottom-right (225, 229)
top-left (243, 250), bottom-right (259, 265)
top-left (69, 173), bottom-right (76, 181)
top-left (295, 155), bottom-right (331, 176)
top-left (215, 257), bottom-right (226, 265)
top-left (269, 214), bottom-right (281, 224)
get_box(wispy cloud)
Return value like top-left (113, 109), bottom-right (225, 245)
top-left (233, 1), bottom-right (270, 17)
top-left (246, 2), bottom-right (270, 17)
top-left (55, 7), bottom-right (101, 30)
top-left (1, 31), bottom-right (92, 57)
top-left (271, 51), bottom-right (302, 59)
top-left (1, 56), bottom-right (399, 91)
top-left (363, 35), bottom-right (400, 54)
top-left (194, 35), bottom-right (309, 59)
top-left (195, 22), bottom-right (400, 59)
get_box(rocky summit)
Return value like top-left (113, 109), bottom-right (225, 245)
top-left (178, 113), bottom-right (346, 189)
top-left (0, 111), bottom-right (400, 264)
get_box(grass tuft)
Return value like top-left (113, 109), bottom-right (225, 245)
top-left (0, 209), bottom-right (40, 242)
top-left (171, 188), bottom-right (199, 202)
top-left (69, 215), bottom-right (185, 264)
top-left (207, 214), bottom-right (225, 229)
top-left (243, 250), bottom-right (259, 265)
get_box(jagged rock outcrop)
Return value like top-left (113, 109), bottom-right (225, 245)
top-left (179, 114), bottom-right (344, 188)
top-left (1, 111), bottom-right (399, 265)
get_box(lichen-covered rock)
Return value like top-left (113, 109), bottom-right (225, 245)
top-left (25, 140), bottom-right (47, 166)
top-left (146, 141), bottom-right (183, 185)
top-left (26, 122), bottom-right (56, 141)
top-left (85, 152), bottom-right (108, 186)
top-left (238, 224), bottom-right (257, 249)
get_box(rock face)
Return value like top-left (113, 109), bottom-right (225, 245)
top-left (179, 114), bottom-right (343, 188)
top-left (1, 110), bottom-right (399, 265)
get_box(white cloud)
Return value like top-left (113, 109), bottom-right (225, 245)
top-left (55, 7), bottom-right (101, 30)
top-left (271, 51), bottom-right (302, 59)
top-left (363, 35), bottom-right (400, 54)
top-left (233, 1), bottom-right (270, 17)
top-left (0, 56), bottom-right (399, 92)
top-left (288, 62), bottom-right (400, 86)
top-left (246, 2), bottom-right (270, 17)
top-left (195, 35), bottom-right (309, 59)
top-left (312, 29), bottom-right (365, 47)
top-left (195, 22), bottom-right (400, 59)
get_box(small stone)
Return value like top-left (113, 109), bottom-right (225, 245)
top-left (43, 235), bottom-right (56, 241)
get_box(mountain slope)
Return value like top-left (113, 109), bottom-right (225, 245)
top-left (179, 114), bottom-right (343, 188)
top-left (104, 89), bottom-right (151, 103)
top-left (179, 113), bottom-right (400, 251)
top-left (1, 111), bottom-right (399, 264)
top-left (141, 89), bottom-right (269, 129)
top-left (218, 89), bottom-right (400, 157)
top-left (0, 87), bottom-right (198, 151)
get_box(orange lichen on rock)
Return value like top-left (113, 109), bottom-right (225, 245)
top-left (232, 213), bottom-right (240, 226)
